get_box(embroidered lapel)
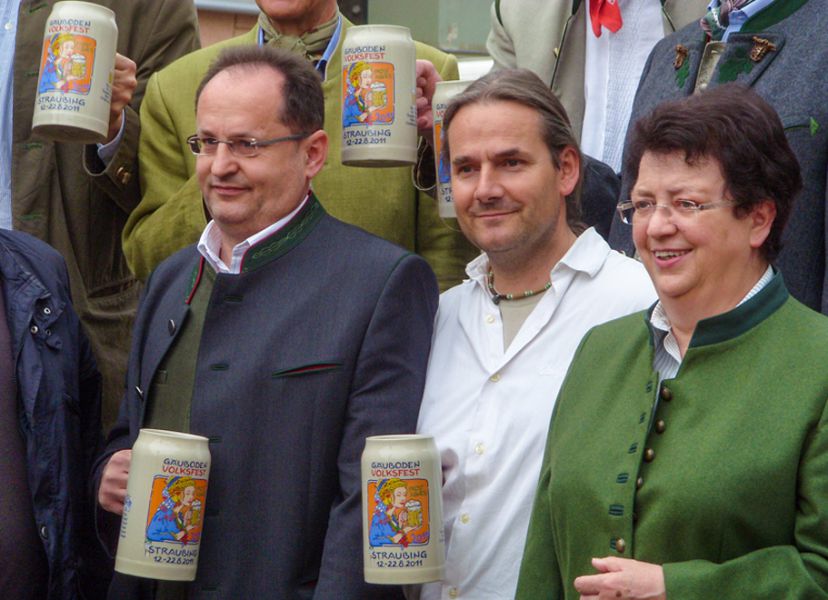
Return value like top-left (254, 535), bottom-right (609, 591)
top-left (714, 32), bottom-right (785, 86)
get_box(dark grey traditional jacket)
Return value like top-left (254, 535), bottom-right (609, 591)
top-left (96, 197), bottom-right (438, 599)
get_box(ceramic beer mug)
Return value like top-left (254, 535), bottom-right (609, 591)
top-left (115, 429), bottom-right (211, 581)
top-left (341, 25), bottom-right (417, 167)
top-left (432, 80), bottom-right (472, 218)
top-left (32, 1), bottom-right (118, 143)
top-left (362, 434), bottom-right (445, 584)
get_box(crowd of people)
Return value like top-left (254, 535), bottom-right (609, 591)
top-left (2, 0), bottom-right (827, 598)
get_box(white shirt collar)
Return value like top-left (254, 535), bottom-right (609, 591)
top-left (465, 227), bottom-right (611, 296)
top-left (197, 194), bottom-right (309, 274)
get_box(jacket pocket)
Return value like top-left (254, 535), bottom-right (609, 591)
top-left (781, 113), bottom-right (817, 135)
top-left (272, 362), bottom-right (343, 379)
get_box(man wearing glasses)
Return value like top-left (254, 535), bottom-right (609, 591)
top-left (95, 46), bottom-right (438, 600)
top-left (122, 0), bottom-right (476, 292)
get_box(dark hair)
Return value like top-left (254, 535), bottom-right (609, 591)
top-left (625, 83), bottom-right (801, 261)
top-left (442, 68), bottom-right (584, 233)
top-left (195, 45), bottom-right (324, 134)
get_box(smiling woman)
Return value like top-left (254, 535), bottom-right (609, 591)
top-left (516, 84), bottom-right (828, 600)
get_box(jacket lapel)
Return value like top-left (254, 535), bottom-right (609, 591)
top-left (710, 32), bottom-right (785, 88)
top-left (667, 28), bottom-right (706, 95)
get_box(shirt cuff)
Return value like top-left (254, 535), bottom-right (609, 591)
top-left (95, 110), bottom-right (126, 165)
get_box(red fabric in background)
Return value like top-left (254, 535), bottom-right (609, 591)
top-left (589, 0), bottom-right (623, 37)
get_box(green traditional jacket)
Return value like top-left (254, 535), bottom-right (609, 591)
top-left (517, 273), bottom-right (828, 599)
top-left (125, 16), bottom-right (476, 290)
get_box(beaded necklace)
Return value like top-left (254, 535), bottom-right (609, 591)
top-left (487, 268), bottom-right (552, 305)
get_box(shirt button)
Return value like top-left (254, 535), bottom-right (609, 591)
top-left (4, 21), bottom-right (12, 31)
top-left (489, 373), bottom-right (500, 383)
top-left (615, 538), bottom-right (626, 553)
top-left (643, 448), bottom-right (655, 463)
top-left (460, 513), bottom-right (470, 524)
top-left (168, 319), bottom-right (176, 335)
top-left (43, 306), bottom-right (51, 315)
top-left (654, 419), bottom-right (666, 434)
top-left (485, 314), bottom-right (495, 324)
top-left (448, 587), bottom-right (459, 599)
top-left (474, 442), bottom-right (485, 455)
top-left (636, 476), bottom-right (644, 489)
top-left (40, 525), bottom-right (48, 539)
top-left (660, 386), bottom-right (673, 401)
top-left (30, 325), bottom-right (38, 334)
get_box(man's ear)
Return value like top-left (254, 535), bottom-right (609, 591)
top-left (303, 129), bottom-right (329, 180)
top-left (557, 145), bottom-right (580, 197)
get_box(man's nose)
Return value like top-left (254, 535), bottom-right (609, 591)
top-left (209, 142), bottom-right (239, 176)
top-left (473, 165), bottom-right (504, 204)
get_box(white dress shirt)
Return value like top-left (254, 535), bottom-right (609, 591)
top-left (415, 228), bottom-right (656, 600)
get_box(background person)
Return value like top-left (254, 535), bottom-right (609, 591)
top-left (6, 0), bottom-right (200, 429)
top-left (0, 229), bottom-right (103, 599)
top-left (486, 0), bottom-right (707, 171)
top-left (517, 84), bottom-right (828, 600)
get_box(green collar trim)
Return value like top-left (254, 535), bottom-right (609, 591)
top-left (741, 0), bottom-right (808, 33)
top-left (689, 269), bottom-right (788, 348)
top-left (185, 259), bottom-right (204, 304)
top-left (183, 194), bottom-right (324, 300)
top-left (240, 193), bottom-right (325, 274)
top-left (643, 270), bottom-right (789, 348)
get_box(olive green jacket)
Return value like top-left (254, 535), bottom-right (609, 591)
top-left (125, 16), bottom-right (476, 290)
top-left (12, 0), bottom-right (200, 427)
top-left (517, 273), bottom-right (828, 599)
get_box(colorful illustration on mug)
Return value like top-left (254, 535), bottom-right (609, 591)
top-left (368, 477), bottom-right (429, 548)
top-left (434, 121), bottom-right (451, 185)
top-left (342, 61), bottom-right (395, 126)
top-left (145, 475), bottom-right (207, 544)
top-left (38, 33), bottom-right (95, 95)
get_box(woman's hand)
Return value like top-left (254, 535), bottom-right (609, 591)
top-left (574, 557), bottom-right (666, 600)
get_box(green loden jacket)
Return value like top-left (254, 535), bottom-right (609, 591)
top-left (517, 272), bottom-right (828, 599)
top-left (124, 16), bottom-right (476, 290)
